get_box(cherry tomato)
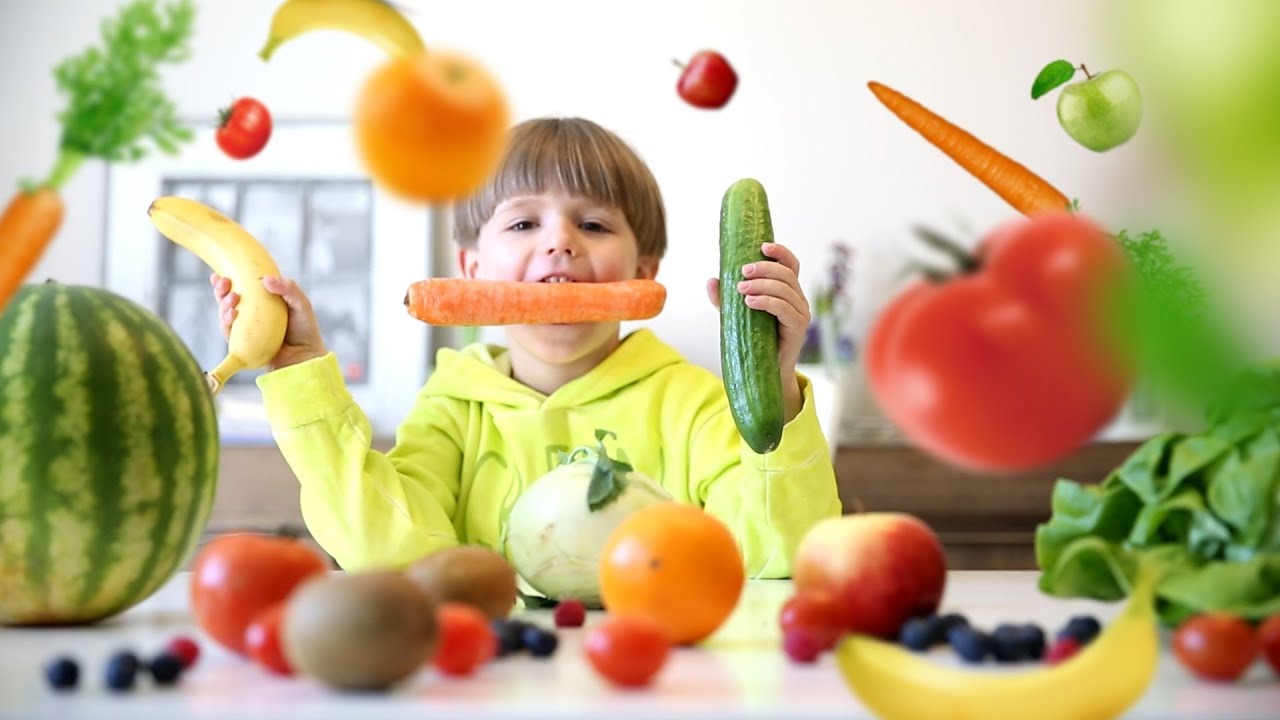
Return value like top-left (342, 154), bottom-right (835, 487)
top-left (431, 603), bottom-right (496, 677)
top-left (1258, 614), bottom-right (1280, 678)
top-left (866, 212), bottom-right (1131, 472)
top-left (216, 97), bottom-right (273, 160)
top-left (1172, 613), bottom-right (1259, 682)
top-left (778, 591), bottom-right (848, 650)
top-left (190, 531), bottom-right (330, 656)
top-left (584, 614), bottom-right (670, 688)
top-left (244, 602), bottom-right (292, 676)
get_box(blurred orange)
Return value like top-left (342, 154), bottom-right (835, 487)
top-left (599, 503), bottom-right (745, 645)
top-left (353, 50), bottom-right (510, 204)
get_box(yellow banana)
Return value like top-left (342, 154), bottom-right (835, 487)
top-left (259, 0), bottom-right (425, 61)
top-left (147, 196), bottom-right (288, 395)
top-left (833, 568), bottom-right (1160, 720)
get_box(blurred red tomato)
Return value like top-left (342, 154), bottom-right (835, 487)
top-left (190, 532), bottom-right (330, 656)
top-left (1172, 613), bottom-right (1258, 682)
top-left (866, 212), bottom-right (1131, 472)
top-left (245, 602), bottom-right (292, 676)
top-left (216, 97), bottom-right (273, 160)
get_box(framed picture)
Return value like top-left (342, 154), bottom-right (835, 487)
top-left (105, 121), bottom-right (436, 443)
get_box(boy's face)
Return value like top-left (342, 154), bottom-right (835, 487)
top-left (458, 192), bottom-right (660, 365)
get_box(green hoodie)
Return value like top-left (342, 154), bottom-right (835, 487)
top-left (256, 328), bottom-right (842, 578)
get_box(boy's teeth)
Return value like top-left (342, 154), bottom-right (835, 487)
top-left (543, 277), bottom-right (573, 283)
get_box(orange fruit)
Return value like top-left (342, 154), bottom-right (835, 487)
top-left (598, 503), bottom-right (745, 645)
top-left (354, 49), bottom-right (510, 204)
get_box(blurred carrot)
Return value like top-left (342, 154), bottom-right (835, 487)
top-left (868, 81), bottom-right (1071, 216)
top-left (0, 0), bottom-right (196, 314)
top-left (0, 189), bottom-right (65, 308)
top-left (404, 279), bottom-right (667, 326)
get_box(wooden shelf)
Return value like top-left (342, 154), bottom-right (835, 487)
top-left (833, 441), bottom-right (1142, 570)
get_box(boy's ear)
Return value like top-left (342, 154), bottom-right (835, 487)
top-left (636, 256), bottom-right (660, 280)
top-left (457, 248), bottom-right (480, 279)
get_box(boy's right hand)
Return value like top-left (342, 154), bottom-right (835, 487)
top-left (211, 274), bottom-right (328, 371)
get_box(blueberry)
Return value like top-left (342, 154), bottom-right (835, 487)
top-left (937, 613), bottom-right (970, 634)
top-left (105, 651), bottom-right (140, 692)
top-left (948, 626), bottom-right (991, 664)
top-left (1058, 615), bottom-right (1101, 645)
top-left (991, 624), bottom-right (1026, 663)
top-left (522, 626), bottom-right (559, 658)
top-left (1016, 624), bottom-right (1046, 660)
top-left (44, 656), bottom-right (79, 691)
top-left (492, 619), bottom-right (527, 656)
top-left (899, 618), bottom-right (935, 651)
top-left (149, 653), bottom-right (185, 686)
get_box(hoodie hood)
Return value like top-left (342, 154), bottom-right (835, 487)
top-left (422, 329), bottom-right (686, 410)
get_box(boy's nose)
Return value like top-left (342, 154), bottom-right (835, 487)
top-left (542, 220), bottom-right (580, 256)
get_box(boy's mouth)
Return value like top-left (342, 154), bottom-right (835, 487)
top-left (539, 274), bottom-right (579, 283)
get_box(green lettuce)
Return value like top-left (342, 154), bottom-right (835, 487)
top-left (1035, 364), bottom-right (1280, 626)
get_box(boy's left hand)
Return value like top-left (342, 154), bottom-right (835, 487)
top-left (706, 241), bottom-right (810, 423)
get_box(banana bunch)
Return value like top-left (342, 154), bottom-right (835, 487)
top-left (259, 0), bottom-right (426, 61)
top-left (833, 568), bottom-right (1161, 720)
top-left (147, 197), bottom-right (288, 395)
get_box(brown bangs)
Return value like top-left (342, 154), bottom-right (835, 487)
top-left (453, 117), bottom-right (667, 258)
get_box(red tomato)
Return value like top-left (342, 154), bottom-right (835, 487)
top-left (1172, 613), bottom-right (1259, 682)
top-left (190, 532), bottom-right (330, 656)
top-left (216, 97), bottom-right (273, 160)
top-left (1258, 614), bottom-right (1280, 677)
top-left (866, 212), bottom-right (1131, 472)
top-left (431, 603), bottom-right (496, 677)
top-left (778, 591), bottom-right (848, 650)
top-left (244, 602), bottom-right (292, 676)
top-left (584, 614), bottom-right (670, 688)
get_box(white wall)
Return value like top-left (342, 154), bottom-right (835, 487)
top-left (1, 0), bottom-right (1172, 438)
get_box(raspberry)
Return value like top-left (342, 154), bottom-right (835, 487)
top-left (553, 599), bottom-right (586, 628)
top-left (165, 636), bottom-right (200, 669)
top-left (782, 627), bottom-right (825, 664)
top-left (1045, 636), bottom-right (1082, 665)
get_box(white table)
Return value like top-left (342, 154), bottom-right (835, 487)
top-left (2, 571), bottom-right (1277, 719)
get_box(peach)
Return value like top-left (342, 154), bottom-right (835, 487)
top-left (792, 512), bottom-right (947, 639)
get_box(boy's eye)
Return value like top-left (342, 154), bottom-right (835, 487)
top-left (580, 221), bottom-right (610, 233)
top-left (507, 220), bottom-right (536, 231)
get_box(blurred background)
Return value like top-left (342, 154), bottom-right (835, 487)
top-left (3, 0), bottom-right (1277, 566)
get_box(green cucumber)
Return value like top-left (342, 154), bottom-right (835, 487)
top-left (718, 178), bottom-right (784, 454)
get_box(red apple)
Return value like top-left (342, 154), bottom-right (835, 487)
top-left (792, 512), bottom-right (947, 640)
top-left (674, 50), bottom-right (738, 109)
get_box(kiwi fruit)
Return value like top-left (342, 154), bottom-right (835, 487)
top-left (282, 571), bottom-right (438, 691)
top-left (405, 545), bottom-right (518, 620)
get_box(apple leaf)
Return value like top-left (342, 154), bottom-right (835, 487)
top-left (1032, 60), bottom-right (1077, 100)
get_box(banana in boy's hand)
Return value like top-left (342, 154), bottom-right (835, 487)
top-left (147, 196), bottom-right (288, 394)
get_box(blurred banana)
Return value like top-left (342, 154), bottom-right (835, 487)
top-left (833, 567), bottom-right (1160, 720)
top-left (147, 196), bottom-right (288, 395)
top-left (259, 0), bottom-right (426, 61)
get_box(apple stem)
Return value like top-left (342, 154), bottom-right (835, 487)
top-left (672, 58), bottom-right (685, 70)
top-left (1078, 63), bottom-right (1094, 80)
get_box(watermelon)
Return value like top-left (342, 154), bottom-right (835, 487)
top-left (0, 282), bottom-right (219, 625)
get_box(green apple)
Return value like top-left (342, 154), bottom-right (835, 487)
top-left (1056, 69), bottom-right (1143, 152)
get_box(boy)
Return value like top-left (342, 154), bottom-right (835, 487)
top-left (212, 117), bottom-right (841, 578)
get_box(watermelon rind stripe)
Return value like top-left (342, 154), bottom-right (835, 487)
top-left (70, 289), bottom-right (144, 616)
top-left (0, 289), bottom-right (40, 617)
top-left (23, 285), bottom-right (61, 613)
top-left (112, 294), bottom-right (216, 608)
top-left (44, 286), bottom-right (96, 615)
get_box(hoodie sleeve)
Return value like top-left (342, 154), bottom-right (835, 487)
top-left (256, 352), bottom-right (463, 571)
top-left (689, 373), bottom-right (844, 578)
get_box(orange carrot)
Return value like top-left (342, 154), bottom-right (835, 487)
top-left (867, 81), bottom-right (1071, 216)
top-left (0, 188), bottom-right (65, 312)
top-left (404, 278), bottom-right (667, 326)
